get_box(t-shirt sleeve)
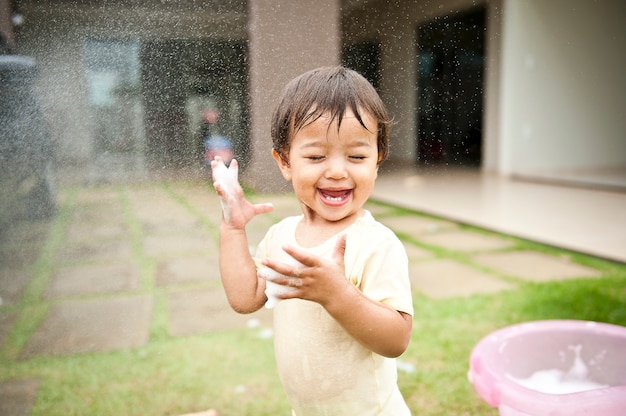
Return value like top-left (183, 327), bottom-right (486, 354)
top-left (346, 229), bottom-right (414, 316)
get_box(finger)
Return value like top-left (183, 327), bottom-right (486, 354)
top-left (261, 258), bottom-right (301, 280)
top-left (212, 181), bottom-right (231, 199)
top-left (229, 158), bottom-right (239, 177)
top-left (272, 277), bottom-right (303, 288)
top-left (253, 203), bottom-right (274, 215)
top-left (261, 258), bottom-right (290, 277)
top-left (210, 156), bottom-right (223, 172)
top-left (281, 244), bottom-right (316, 267)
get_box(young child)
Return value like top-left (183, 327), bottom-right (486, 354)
top-left (211, 66), bottom-right (413, 415)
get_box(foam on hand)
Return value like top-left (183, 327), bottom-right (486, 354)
top-left (211, 158), bottom-right (239, 223)
top-left (254, 257), bottom-right (301, 309)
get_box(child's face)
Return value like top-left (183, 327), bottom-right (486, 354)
top-left (273, 108), bottom-right (379, 224)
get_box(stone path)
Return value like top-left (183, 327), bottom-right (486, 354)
top-left (0, 181), bottom-right (605, 414)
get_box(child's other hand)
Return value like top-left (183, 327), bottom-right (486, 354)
top-left (262, 234), bottom-right (350, 306)
top-left (211, 156), bottom-right (273, 228)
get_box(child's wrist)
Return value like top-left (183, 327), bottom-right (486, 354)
top-left (220, 220), bottom-right (246, 234)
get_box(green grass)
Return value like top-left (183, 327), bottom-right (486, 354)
top-left (1, 185), bottom-right (624, 416)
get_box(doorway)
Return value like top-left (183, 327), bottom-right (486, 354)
top-left (416, 7), bottom-right (485, 167)
top-left (141, 40), bottom-right (248, 169)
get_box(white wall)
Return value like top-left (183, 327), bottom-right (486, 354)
top-left (498, 0), bottom-right (626, 176)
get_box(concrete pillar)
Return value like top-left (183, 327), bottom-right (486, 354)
top-left (0, 0), bottom-right (15, 50)
top-left (482, 0), bottom-right (503, 174)
top-left (245, 0), bottom-right (340, 192)
top-left (379, 14), bottom-right (417, 168)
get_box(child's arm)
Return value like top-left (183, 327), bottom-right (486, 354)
top-left (260, 235), bottom-right (412, 358)
top-left (211, 157), bottom-right (273, 313)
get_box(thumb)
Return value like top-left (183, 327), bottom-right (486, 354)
top-left (333, 234), bottom-right (347, 265)
top-left (253, 202), bottom-right (274, 215)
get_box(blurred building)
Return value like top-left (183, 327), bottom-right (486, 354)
top-left (1, 0), bottom-right (625, 191)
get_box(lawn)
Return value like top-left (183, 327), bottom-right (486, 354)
top-left (1, 187), bottom-right (624, 416)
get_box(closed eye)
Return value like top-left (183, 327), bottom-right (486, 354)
top-left (307, 155), bottom-right (325, 161)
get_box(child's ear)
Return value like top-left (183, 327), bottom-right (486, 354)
top-left (272, 148), bottom-right (292, 181)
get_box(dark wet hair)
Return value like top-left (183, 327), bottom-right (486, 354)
top-left (270, 66), bottom-right (391, 164)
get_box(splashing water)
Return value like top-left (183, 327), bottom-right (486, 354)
top-left (508, 345), bottom-right (608, 394)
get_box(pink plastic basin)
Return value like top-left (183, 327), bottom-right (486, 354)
top-left (468, 320), bottom-right (626, 416)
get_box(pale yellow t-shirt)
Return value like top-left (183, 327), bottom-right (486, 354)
top-left (255, 211), bottom-right (414, 415)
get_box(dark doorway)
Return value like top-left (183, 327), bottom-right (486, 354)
top-left (141, 40), bottom-right (248, 169)
top-left (416, 7), bottom-right (485, 167)
top-left (342, 40), bottom-right (381, 91)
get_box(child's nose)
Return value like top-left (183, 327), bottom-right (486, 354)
top-left (324, 157), bottom-right (348, 179)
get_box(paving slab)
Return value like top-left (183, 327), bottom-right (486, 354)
top-left (156, 255), bottom-right (220, 286)
top-left (20, 295), bottom-right (152, 358)
top-left (74, 186), bottom-right (120, 204)
top-left (418, 229), bottom-right (514, 252)
top-left (144, 232), bottom-right (216, 257)
top-left (55, 239), bottom-right (132, 264)
top-left (126, 187), bottom-right (202, 234)
top-left (67, 201), bottom-right (123, 226)
top-left (402, 242), bottom-right (433, 261)
top-left (0, 239), bottom-right (46, 272)
top-left (0, 221), bottom-right (51, 247)
top-left (173, 187), bottom-right (225, 225)
top-left (410, 259), bottom-right (516, 299)
top-left (0, 268), bottom-right (30, 306)
top-left (0, 378), bottom-right (39, 416)
top-left (378, 215), bottom-right (457, 236)
top-left (471, 251), bottom-right (603, 282)
top-left (167, 288), bottom-right (273, 337)
top-left (65, 219), bottom-right (128, 242)
top-left (44, 261), bottom-right (139, 298)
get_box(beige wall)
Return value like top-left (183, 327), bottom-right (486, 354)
top-left (498, 0), bottom-right (626, 176)
top-left (245, 0), bottom-right (340, 191)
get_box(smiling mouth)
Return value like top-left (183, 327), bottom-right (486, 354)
top-left (318, 189), bottom-right (352, 205)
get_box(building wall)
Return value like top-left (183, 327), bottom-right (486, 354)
top-left (498, 0), bottom-right (626, 176)
top-left (343, 0), bottom-right (491, 168)
top-left (245, 0), bottom-right (340, 191)
top-left (8, 0), bottom-right (626, 188)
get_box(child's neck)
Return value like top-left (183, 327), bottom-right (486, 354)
top-left (295, 208), bottom-right (365, 248)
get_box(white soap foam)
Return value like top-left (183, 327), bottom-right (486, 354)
top-left (211, 158), bottom-right (239, 223)
top-left (508, 345), bottom-right (608, 395)
top-left (256, 257), bottom-right (300, 309)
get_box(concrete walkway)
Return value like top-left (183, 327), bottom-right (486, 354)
top-left (0, 180), bottom-right (606, 415)
top-left (373, 167), bottom-right (626, 263)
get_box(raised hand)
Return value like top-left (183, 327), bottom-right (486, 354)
top-left (211, 156), bottom-right (273, 228)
